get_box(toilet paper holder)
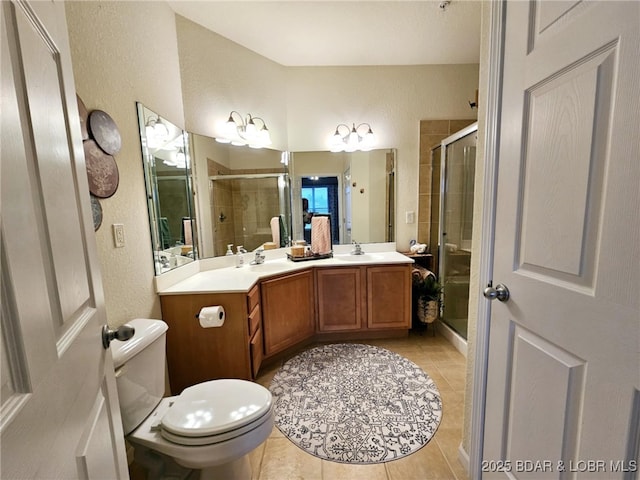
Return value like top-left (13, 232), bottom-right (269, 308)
top-left (195, 305), bottom-right (226, 328)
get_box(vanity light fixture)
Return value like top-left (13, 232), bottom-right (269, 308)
top-left (330, 123), bottom-right (375, 153)
top-left (162, 146), bottom-right (188, 169)
top-left (216, 111), bottom-right (272, 148)
top-left (145, 116), bottom-right (169, 142)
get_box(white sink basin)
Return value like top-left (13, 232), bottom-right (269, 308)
top-left (334, 253), bottom-right (385, 262)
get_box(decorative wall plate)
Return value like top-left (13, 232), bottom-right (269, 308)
top-left (89, 109), bottom-right (122, 155)
top-left (76, 94), bottom-right (89, 140)
top-left (84, 139), bottom-right (119, 198)
top-left (90, 195), bottom-right (103, 231)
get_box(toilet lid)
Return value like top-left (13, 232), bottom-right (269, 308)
top-left (161, 379), bottom-right (272, 439)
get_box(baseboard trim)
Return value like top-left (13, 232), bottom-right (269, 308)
top-left (436, 321), bottom-right (467, 357)
top-left (458, 442), bottom-right (470, 474)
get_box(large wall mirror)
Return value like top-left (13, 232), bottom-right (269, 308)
top-left (290, 150), bottom-right (395, 246)
top-left (189, 135), bottom-right (395, 261)
top-left (137, 103), bottom-right (197, 275)
top-left (190, 134), bottom-right (291, 258)
top-left (138, 119), bottom-right (397, 272)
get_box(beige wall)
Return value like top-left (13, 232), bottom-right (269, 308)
top-left (65, 1), bottom-right (185, 327)
top-left (175, 16), bottom-right (289, 149)
top-left (461, 0), bottom-right (492, 457)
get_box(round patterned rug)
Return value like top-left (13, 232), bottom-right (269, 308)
top-left (269, 343), bottom-right (443, 464)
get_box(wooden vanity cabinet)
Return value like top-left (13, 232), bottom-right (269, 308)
top-left (261, 269), bottom-right (315, 357)
top-left (366, 265), bottom-right (412, 329)
top-left (316, 267), bottom-right (363, 331)
top-left (316, 264), bottom-right (411, 333)
top-left (159, 285), bottom-right (262, 394)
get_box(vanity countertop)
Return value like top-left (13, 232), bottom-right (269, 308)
top-left (157, 249), bottom-right (413, 295)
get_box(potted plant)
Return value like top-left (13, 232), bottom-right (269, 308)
top-left (413, 273), bottom-right (442, 324)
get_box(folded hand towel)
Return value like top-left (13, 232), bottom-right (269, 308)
top-left (311, 216), bottom-right (331, 255)
top-left (270, 217), bottom-right (280, 246)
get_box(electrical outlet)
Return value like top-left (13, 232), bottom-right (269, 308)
top-left (113, 224), bottom-right (125, 248)
top-left (405, 211), bottom-right (415, 224)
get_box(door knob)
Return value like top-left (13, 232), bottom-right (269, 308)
top-left (102, 324), bottom-right (135, 349)
top-left (483, 282), bottom-right (510, 302)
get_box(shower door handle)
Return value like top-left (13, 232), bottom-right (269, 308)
top-left (483, 282), bottom-right (510, 302)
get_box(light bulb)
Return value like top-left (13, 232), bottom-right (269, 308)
top-left (154, 118), bottom-right (169, 138)
top-left (176, 148), bottom-right (186, 164)
top-left (245, 117), bottom-right (258, 139)
top-left (331, 128), bottom-right (343, 145)
top-left (364, 126), bottom-right (374, 144)
top-left (348, 125), bottom-right (359, 149)
top-left (259, 126), bottom-right (272, 146)
top-left (224, 114), bottom-right (237, 136)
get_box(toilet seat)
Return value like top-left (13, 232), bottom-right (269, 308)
top-left (159, 379), bottom-right (273, 447)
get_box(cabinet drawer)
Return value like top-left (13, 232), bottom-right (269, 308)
top-left (248, 304), bottom-right (261, 337)
top-left (247, 284), bottom-right (260, 313)
top-left (250, 327), bottom-right (264, 379)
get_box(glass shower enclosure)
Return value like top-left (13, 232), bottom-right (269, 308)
top-left (438, 122), bottom-right (477, 340)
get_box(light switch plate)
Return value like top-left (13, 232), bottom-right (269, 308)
top-left (405, 211), bottom-right (415, 224)
top-left (113, 223), bottom-right (125, 248)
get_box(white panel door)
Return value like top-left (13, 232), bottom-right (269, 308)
top-left (1, 1), bottom-right (128, 478)
top-left (483, 1), bottom-right (639, 479)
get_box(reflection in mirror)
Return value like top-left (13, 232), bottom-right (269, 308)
top-left (291, 150), bottom-right (395, 245)
top-left (136, 103), bottom-right (197, 275)
top-left (189, 134), bottom-right (291, 258)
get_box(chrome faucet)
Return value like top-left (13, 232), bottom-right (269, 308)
top-left (351, 241), bottom-right (364, 255)
top-left (251, 248), bottom-right (266, 265)
top-left (159, 254), bottom-right (170, 268)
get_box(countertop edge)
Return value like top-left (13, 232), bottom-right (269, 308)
top-left (158, 251), bottom-right (414, 296)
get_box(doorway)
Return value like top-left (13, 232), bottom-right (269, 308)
top-left (301, 176), bottom-right (340, 245)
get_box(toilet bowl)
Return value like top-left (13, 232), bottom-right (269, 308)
top-left (111, 319), bottom-right (273, 480)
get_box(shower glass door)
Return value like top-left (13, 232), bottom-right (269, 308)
top-left (438, 123), bottom-right (477, 339)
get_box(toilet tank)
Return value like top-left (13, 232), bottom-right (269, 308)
top-left (111, 318), bottom-right (168, 435)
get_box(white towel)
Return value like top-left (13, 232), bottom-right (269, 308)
top-left (183, 219), bottom-right (193, 247)
top-left (311, 216), bottom-right (331, 255)
top-left (270, 217), bottom-right (280, 246)
top-left (444, 243), bottom-right (458, 253)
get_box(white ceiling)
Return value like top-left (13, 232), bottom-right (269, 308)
top-left (167, 1), bottom-right (482, 66)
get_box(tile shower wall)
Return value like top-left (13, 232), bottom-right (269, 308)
top-left (418, 119), bottom-right (476, 271)
top-left (209, 159), bottom-right (286, 255)
top-left (232, 177), bottom-right (282, 251)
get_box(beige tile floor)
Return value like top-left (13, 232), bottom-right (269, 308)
top-left (250, 331), bottom-right (469, 480)
top-left (130, 330), bottom-right (469, 480)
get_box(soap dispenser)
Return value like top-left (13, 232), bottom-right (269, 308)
top-left (236, 246), bottom-right (246, 268)
top-left (225, 244), bottom-right (234, 256)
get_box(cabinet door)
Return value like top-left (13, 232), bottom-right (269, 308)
top-left (160, 293), bottom-right (252, 393)
top-left (316, 267), bottom-right (363, 332)
top-left (261, 270), bottom-right (315, 356)
top-left (366, 265), bottom-right (411, 329)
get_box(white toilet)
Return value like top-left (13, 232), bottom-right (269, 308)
top-left (111, 318), bottom-right (273, 480)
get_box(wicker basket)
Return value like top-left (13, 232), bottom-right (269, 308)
top-left (417, 298), bottom-right (439, 324)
